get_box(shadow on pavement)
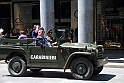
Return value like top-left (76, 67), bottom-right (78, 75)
top-left (108, 59), bottom-right (124, 63)
top-left (5, 71), bottom-right (116, 81)
top-left (25, 71), bottom-right (74, 79)
top-left (90, 74), bottom-right (116, 81)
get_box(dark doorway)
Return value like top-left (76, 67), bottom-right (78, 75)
top-left (0, 3), bottom-right (11, 34)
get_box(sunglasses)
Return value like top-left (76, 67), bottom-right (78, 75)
top-left (49, 32), bottom-right (53, 33)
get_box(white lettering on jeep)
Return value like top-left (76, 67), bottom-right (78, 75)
top-left (31, 55), bottom-right (56, 60)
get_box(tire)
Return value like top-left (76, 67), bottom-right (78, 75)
top-left (71, 58), bottom-right (93, 80)
top-left (93, 66), bottom-right (103, 75)
top-left (8, 56), bottom-right (27, 76)
top-left (30, 69), bottom-right (41, 72)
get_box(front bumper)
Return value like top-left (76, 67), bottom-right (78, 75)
top-left (97, 57), bottom-right (108, 67)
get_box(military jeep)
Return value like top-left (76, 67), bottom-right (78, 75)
top-left (0, 28), bottom-right (108, 80)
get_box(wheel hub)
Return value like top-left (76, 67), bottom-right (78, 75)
top-left (76, 64), bottom-right (87, 75)
top-left (12, 62), bottom-right (21, 73)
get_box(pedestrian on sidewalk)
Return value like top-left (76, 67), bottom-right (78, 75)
top-left (0, 28), bottom-right (4, 45)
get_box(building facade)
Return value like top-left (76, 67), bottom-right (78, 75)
top-left (0, 0), bottom-right (124, 49)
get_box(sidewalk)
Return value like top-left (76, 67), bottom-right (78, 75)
top-left (0, 49), bottom-right (124, 68)
top-left (104, 58), bottom-right (124, 68)
top-left (0, 60), bottom-right (5, 64)
top-left (104, 49), bottom-right (124, 68)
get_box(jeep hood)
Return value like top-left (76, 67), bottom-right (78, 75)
top-left (60, 42), bottom-right (95, 48)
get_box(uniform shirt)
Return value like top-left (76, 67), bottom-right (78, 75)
top-left (32, 30), bottom-right (38, 38)
top-left (36, 35), bottom-right (51, 47)
top-left (0, 35), bottom-right (4, 45)
top-left (0, 35), bottom-right (4, 39)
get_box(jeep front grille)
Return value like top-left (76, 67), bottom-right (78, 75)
top-left (97, 54), bottom-right (103, 59)
top-left (97, 47), bottom-right (104, 59)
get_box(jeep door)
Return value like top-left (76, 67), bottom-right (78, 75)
top-left (29, 46), bottom-right (58, 68)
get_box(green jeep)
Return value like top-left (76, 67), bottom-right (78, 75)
top-left (0, 28), bottom-right (108, 80)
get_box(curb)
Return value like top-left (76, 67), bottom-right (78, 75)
top-left (0, 60), bottom-right (6, 64)
top-left (104, 63), bottom-right (124, 68)
top-left (104, 58), bottom-right (124, 68)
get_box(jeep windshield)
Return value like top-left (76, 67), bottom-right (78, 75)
top-left (55, 29), bottom-right (70, 40)
top-left (55, 27), bottom-right (71, 44)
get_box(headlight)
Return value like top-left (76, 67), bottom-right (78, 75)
top-left (95, 49), bottom-right (98, 54)
top-left (102, 48), bottom-right (104, 53)
top-left (91, 48), bottom-right (98, 54)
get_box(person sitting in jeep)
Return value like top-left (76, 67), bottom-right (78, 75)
top-left (46, 29), bottom-right (57, 46)
top-left (36, 27), bottom-right (52, 47)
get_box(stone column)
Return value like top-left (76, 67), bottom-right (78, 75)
top-left (78, 0), bottom-right (93, 43)
top-left (40, 0), bottom-right (54, 36)
top-left (71, 1), bottom-right (78, 42)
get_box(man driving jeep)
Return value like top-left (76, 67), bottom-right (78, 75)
top-left (36, 27), bottom-right (52, 47)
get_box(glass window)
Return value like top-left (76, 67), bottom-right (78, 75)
top-left (54, 1), bottom-right (71, 19)
top-left (96, 0), bottom-right (124, 49)
top-left (32, 2), bottom-right (40, 19)
top-left (0, 4), bottom-right (11, 18)
top-left (0, 4), bottom-right (11, 34)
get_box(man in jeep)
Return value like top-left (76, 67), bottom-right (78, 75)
top-left (36, 27), bottom-right (52, 47)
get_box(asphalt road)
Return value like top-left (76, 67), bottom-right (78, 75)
top-left (0, 64), bottom-right (124, 83)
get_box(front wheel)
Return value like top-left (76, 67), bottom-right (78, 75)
top-left (71, 58), bottom-right (93, 80)
top-left (8, 56), bottom-right (27, 76)
top-left (93, 66), bottom-right (103, 75)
